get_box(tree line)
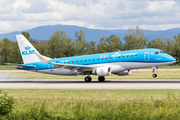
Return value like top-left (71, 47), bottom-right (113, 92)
top-left (0, 26), bottom-right (180, 65)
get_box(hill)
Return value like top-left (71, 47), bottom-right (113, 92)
top-left (0, 25), bottom-right (179, 43)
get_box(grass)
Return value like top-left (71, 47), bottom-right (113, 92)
top-left (158, 65), bottom-right (180, 69)
top-left (0, 65), bottom-right (17, 70)
top-left (1, 89), bottom-right (180, 119)
top-left (2, 89), bottom-right (180, 100)
top-left (1, 70), bottom-right (180, 79)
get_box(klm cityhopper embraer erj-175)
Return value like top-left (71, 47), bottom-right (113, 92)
top-left (5, 35), bottom-right (176, 82)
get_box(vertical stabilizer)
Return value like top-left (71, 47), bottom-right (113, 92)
top-left (16, 35), bottom-right (41, 64)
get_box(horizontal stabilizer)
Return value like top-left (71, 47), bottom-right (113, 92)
top-left (4, 63), bottom-right (36, 68)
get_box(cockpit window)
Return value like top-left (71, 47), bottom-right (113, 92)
top-left (160, 51), bottom-right (165, 54)
top-left (155, 51), bottom-right (165, 55)
top-left (155, 51), bottom-right (160, 55)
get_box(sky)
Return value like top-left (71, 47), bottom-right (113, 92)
top-left (0, 0), bottom-right (180, 34)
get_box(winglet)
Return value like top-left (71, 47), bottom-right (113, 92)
top-left (34, 52), bottom-right (51, 64)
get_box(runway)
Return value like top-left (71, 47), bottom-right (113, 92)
top-left (0, 79), bottom-right (180, 89)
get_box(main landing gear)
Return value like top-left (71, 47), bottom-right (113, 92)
top-left (84, 76), bottom-right (106, 82)
top-left (84, 76), bottom-right (92, 82)
top-left (98, 76), bottom-right (105, 82)
top-left (152, 67), bottom-right (157, 78)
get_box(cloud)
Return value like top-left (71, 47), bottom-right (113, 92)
top-left (22, 0), bottom-right (50, 13)
top-left (0, 0), bottom-right (180, 33)
top-left (147, 1), bottom-right (175, 12)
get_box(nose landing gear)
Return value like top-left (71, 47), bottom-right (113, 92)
top-left (152, 73), bottom-right (157, 78)
top-left (152, 67), bottom-right (157, 78)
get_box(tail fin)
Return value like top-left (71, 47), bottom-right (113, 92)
top-left (16, 34), bottom-right (50, 64)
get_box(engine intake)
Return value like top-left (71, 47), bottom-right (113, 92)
top-left (95, 67), bottom-right (111, 76)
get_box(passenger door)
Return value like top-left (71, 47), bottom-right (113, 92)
top-left (144, 52), bottom-right (150, 61)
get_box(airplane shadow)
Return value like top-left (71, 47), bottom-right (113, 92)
top-left (0, 80), bottom-right (180, 84)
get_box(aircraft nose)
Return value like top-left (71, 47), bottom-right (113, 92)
top-left (166, 55), bottom-right (176, 63)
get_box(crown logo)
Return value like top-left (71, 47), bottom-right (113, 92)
top-left (25, 45), bottom-right (31, 50)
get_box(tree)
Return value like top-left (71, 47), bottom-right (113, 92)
top-left (22, 31), bottom-right (35, 43)
top-left (47, 30), bottom-right (74, 58)
top-left (2, 38), bottom-right (13, 63)
top-left (97, 35), bottom-right (122, 53)
top-left (173, 33), bottom-right (180, 63)
top-left (86, 41), bottom-right (97, 54)
top-left (97, 36), bottom-right (108, 53)
top-left (147, 38), bottom-right (166, 52)
top-left (166, 38), bottom-right (175, 56)
top-left (107, 35), bottom-right (122, 51)
top-left (122, 26), bottom-right (148, 50)
top-left (74, 29), bottom-right (87, 55)
top-left (0, 39), bottom-right (3, 64)
top-left (11, 41), bottom-right (22, 64)
top-left (22, 31), bottom-right (30, 40)
top-left (34, 39), bottom-right (48, 56)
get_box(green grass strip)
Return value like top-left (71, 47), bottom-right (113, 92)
top-left (1, 89), bottom-right (180, 119)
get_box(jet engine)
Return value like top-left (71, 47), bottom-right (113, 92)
top-left (117, 70), bottom-right (131, 76)
top-left (94, 67), bottom-right (111, 76)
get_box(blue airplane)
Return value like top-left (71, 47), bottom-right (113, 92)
top-left (5, 35), bottom-right (176, 82)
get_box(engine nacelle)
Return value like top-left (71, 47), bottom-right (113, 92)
top-left (117, 70), bottom-right (131, 76)
top-left (94, 67), bottom-right (111, 76)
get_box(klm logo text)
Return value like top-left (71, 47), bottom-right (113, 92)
top-left (22, 46), bottom-right (35, 55)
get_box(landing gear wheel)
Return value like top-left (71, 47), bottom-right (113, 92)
top-left (152, 67), bottom-right (157, 78)
top-left (98, 76), bottom-right (105, 82)
top-left (152, 74), bottom-right (157, 78)
top-left (84, 77), bottom-right (92, 82)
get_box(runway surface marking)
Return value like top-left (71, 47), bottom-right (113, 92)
top-left (0, 79), bottom-right (180, 89)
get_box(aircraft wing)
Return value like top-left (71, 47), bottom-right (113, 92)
top-left (34, 52), bottom-right (94, 72)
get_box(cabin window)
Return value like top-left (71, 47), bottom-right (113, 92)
top-left (106, 58), bottom-right (107, 60)
top-left (114, 57), bottom-right (116, 59)
top-left (97, 58), bottom-right (99, 60)
top-left (122, 56), bottom-right (124, 58)
top-left (76, 61), bottom-right (78, 63)
top-left (80, 60), bottom-right (82, 62)
top-left (118, 56), bottom-right (120, 58)
top-left (89, 59), bottom-right (90, 62)
top-left (84, 60), bottom-right (86, 62)
top-left (131, 55), bottom-right (133, 57)
top-left (68, 62), bottom-right (69, 64)
top-left (110, 57), bottom-right (111, 59)
top-left (93, 59), bottom-right (94, 61)
top-left (135, 54), bottom-right (137, 57)
top-left (72, 61), bottom-right (73, 63)
top-left (102, 58), bottom-right (103, 60)
top-left (64, 62), bottom-right (65, 64)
